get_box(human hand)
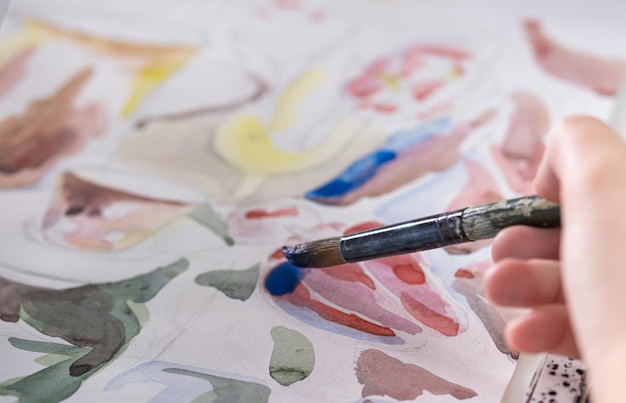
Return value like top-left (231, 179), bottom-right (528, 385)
top-left (484, 116), bottom-right (626, 400)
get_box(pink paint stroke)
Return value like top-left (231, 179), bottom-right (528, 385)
top-left (524, 19), bottom-right (626, 96)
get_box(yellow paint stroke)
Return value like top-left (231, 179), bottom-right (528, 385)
top-left (268, 69), bottom-right (324, 131)
top-left (0, 19), bottom-right (197, 116)
top-left (376, 72), bottom-right (400, 91)
top-left (214, 68), bottom-right (362, 199)
top-left (121, 59), bottom-right (189, 117)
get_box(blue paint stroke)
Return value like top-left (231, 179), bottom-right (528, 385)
top-left (105, 361), bottom-right (270, 403)
top-left (305, 117), bottom-right (451, 201)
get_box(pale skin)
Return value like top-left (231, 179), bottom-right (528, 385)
top-left (484, 115), bottom-right (626, 402)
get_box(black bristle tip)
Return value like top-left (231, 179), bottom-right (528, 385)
top-left (281, 237), bottom-right (345, 268)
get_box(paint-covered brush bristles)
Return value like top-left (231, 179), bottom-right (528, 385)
top-left (282, 196), bottom-right (561, 268)
top-left (282, 237), bottom-right (345, 268)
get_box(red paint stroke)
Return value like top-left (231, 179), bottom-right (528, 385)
top-left (303, 269), bottom-right (423, 335)
top-left (310, 9), bottom-right (325, 22)
top-left (345, 43), bottom-right (471, 102)
top-left (349, 77), bottom-right (382, 99)
top-left (417, 44), bottom-right (471, 61)
top-left (270, 248), bottom-right (284, 259)
top-left (245, 206), bottom-right (298, 219)
top-left (365, 102), bottom-right (398, 114)
top-left (412, 80), bottom-right (443, 101)
top-left (400, 292), bottom-right (459, 336)
top-left (272, 0), bottom-right (302, 9)
top-left (454, 269), bottom-right (474, 279)
top-left (377, 256), bottom-right (425, 285)
top-left (255, 6), bottom-right (270, 19)
top-left (364, 258), bottom-right (463, 335)
top-left (524, 19), bottom-right (626, 96)
top-left (280, 284), bottom-right (395, 336)
top-left (452, 63), bottom-right (465, 76)
top-left (320, 263), bottom-right (376, 290)
top-left (0, 48), bottom-right (35, 99)
top-left (356, 349), bottom-right (477, 400)
top-left (417, 101), bottom-right (453, 120)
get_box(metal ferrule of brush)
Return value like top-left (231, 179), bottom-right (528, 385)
top-left (339, 209), bottom-right (469, 263)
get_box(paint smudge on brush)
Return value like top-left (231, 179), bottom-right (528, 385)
top-left (524, 19), bottom-right (626, 96)
top-left (355, 349), bottom-right (477, 400)
top-left (0, 69), bottom-right (107, 188)
top-left (265, 218), bottom-right (466, 342)
top-left (43, 172), bottom-right (196, 251)
top-left (491, 92), bottom-right (548, 195)
top-left (269, 326), bottom-right (315, 386)
top-left (0, 259), bottom-right (188, 402)
top-left (105, 361), bottom-right (271, 402)
top-left (443, 160), bottom-right (503, 254)
top-left (195, 263), bottom-right (260, 301)
top-left (306, 110), bottom-right (494, 205)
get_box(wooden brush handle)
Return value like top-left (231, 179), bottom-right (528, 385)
top-left (461, 195), bottom-right (560, 241)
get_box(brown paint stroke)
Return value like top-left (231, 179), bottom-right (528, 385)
top-left (26, 20), bottom-right (196, 61)
top-left (47, 171), bottom-right (189, 219)
top-left (135, 74), bottom-right (270, 129)
top-left (355, 349), bottom-right (477, 400)
top-left (43, 172), bottom-right (195, 251)
top-left (0, 68), bottom-right (107, 188)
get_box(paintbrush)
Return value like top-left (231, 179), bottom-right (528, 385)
top-left (282, 195), bottom-right (559, 268)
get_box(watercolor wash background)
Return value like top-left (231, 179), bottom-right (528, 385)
top-left (0, 0), bottom-right (624, 402)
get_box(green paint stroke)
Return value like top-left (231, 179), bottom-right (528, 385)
top-left (195, 263), bottom-right (260, 301)
top-left (188, 203), bottom-right (235, 246)
top-left (164, 368), bottom-right (271, 402)
top-left (269, 326), bottom-right (315, 386)
top-left (0, 258), bottom-right (188, 403)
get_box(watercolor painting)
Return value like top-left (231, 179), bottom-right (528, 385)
top-left (0, 0), bottom-right (624, 402)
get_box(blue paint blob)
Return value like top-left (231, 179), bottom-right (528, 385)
top-left (305, 150), bottom-right (396, 199)
top-left (265, 262), bottom-right (304, 296)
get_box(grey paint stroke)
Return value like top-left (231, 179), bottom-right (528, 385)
top-left (188, 203), bottom-right (235, 245)
top-left (0, 258), bottom-right (188, 402)
top-left (269, 326), bottom-right (315, 386)
top-left (453, 278), bottom-right (518, 359)
top-left (195, 263), bottom-right (259, 301)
